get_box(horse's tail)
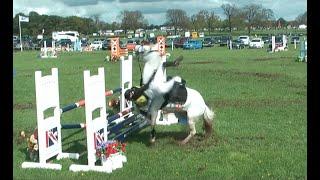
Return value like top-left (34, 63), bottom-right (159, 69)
top-left (204, 105), bottom-right (215, 121)
top-left (203, 105), bottom-right (215, 136)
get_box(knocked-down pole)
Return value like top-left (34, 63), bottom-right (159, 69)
top-left (110, 117), bottom-right (149, 142)
top-left (60, 111), bottom-right (148, 142)
top-left (61, 106), bottom-right (134, 129)
top-left (60, 87), bottom-right (121, 114)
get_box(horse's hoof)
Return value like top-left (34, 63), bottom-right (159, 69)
top-left (178, 140), bottom-right (187, 145)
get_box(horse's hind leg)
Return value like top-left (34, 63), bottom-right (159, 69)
top-left (203, 106), bottom-right (214, 138)
top-left (148, 109), bottom-right (159, 144)
top-left (148, 98), bottom-right (165, 144)
top-left (180, 117), bottom-right (197, 145)
top-left (203, 118), bottom-right (213, 138)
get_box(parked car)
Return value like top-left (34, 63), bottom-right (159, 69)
top-left (219, 36), bottom-right (231, 46)
top-left (275, 36), bottom-right (283, 48)
top-left (14, 41), bottom-right (34, 50)
top-left (81, 40), bottom-right (89, 47)
top-left (183, 40), bottom-right (203, 49)
top-left (126, 39), bottom-right (139, 51)
top-left (165, 37), bottom-right (176, 48)
top-left (41, 39), bottom-right (52, 47)
top-left (57, 39), bottom-right (72, 47)
top-left (202, 37), bottom-right (214, 47)
top-left (174, 37), bottom-right (189, 48)
top-left (261, 36), bottom-right (271, 44)
top-left (90, 41), bottom-right (103, 50)
top-left (212, 36), bottom-right (221, 44)
top-left (147, 37), bottom-right (157, 44)
top-left (119, 40), bottom-right (127, 48)
top-left (13, 39), bottom-right (18, 49)
top-left (267, 36), bottom-right (284, 51)
top-left (231, 39), bottom-right (245, 49)
top-left (249, 38), bottom-right (264, 48)
top-left (291, 36), bottom-right (300, 44)
top-left (238, 36), bottom-right (250, 45)
top-left (102, 39), bottom-right (111, 50)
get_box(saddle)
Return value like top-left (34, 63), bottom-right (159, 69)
top-left (161, 77), bottom-right (187, 109)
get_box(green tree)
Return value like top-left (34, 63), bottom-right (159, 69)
top-left (118, 10), bottom-right (147, 34)
top-left (221, 4), bottom-right (238, 33)
top-left (165, 9), bottom-right (189, 35)
top-left (242, 4), bottom-right (263, 34)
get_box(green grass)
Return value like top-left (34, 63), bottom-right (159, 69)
top-left (13, 45), bottom-right (306, 179)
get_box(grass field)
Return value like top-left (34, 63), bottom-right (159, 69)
top-left (13, 45), bottom-right (306, 179)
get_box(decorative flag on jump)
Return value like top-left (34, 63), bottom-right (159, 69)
top-left (19, 15), bottom-right (29, 22)
top-left (94, 129), bottom-right (105, 149)
top-left (46, 127), bottom-right (58, 147)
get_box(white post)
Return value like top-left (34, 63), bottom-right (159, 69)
top-left (120, 55), bottom-right (133, 112)
top-left (282, 35), bottom-right (287, 49)
top-left (294, 39), bottom-right (297, 49)
top-left (44, 40), bottom-right (47, 57)
top-left (19, 18), bottom-right (23, 52)
top-left (171, 41), bottom-right (173, 51)
top-left (272, 36), bottom-right (275, 52)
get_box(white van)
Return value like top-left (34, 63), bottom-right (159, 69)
top-left (52, 31), bottom-right (79, 42)
top-left (238, 36), bottom-right (250, 45)
top-left (90, 41), bottom-right (103, 50)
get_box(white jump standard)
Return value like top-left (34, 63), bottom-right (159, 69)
top-left (21, 68), bottom-right (79, 170)
top-left (69, 68), bottom-right (114, 173)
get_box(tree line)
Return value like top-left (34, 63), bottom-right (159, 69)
top-left (13, 3), bottom-right (307, 38)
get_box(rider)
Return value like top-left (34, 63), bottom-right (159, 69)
top-left (125, 55), bottom-right (184, 107)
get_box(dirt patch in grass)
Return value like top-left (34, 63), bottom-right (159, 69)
top-left (187, 60), bottom-right (225, 64)
top-left (214, 69), bottom-right (283, 80)
top-left (13, 103), bottom-right (34, 110)
top-left (174, 132), bottom-right (219, 150)
top-left (234, 71), bottom-right (282, 79)
top-left (212, 99), bottom-right (304, 108)
top-left (253, 56), bottom-right (294, 61)
top-left (16, 74), bottom-right (33, 78)
top-left (235, 135), bottom-right (265, 141)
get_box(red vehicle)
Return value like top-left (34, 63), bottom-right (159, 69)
top-left (126, 39), bottom-right (139, 51)
top-left (173, 37), bottom-right (189, 48)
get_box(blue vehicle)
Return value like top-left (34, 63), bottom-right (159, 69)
top-left (183, 40), bottom-right (203, 49)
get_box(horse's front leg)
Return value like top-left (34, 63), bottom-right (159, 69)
top-left (180, 117), bottom-right (197, 145)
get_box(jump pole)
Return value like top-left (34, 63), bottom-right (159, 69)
top-left (60, 87), bottom-right (122, 113)
top-left (61, 106), bottom-right (134, 130)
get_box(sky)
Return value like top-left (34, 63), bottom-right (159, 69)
top-left (13, 0), bottom-right (307, 25)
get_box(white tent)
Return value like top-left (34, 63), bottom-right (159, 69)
top-left (298, 24), bottom-right (307, 29)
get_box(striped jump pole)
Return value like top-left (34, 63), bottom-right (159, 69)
top-left (61, 106), bottom-right (134, 129)
top-left (61, 123), bottom-right (86, 129)
top-left (109, 118), bottom-right (149, 142)
top-left (108, 114), bottom-right (138, 134)
top-left (107, 107), bottom-right (134, 123)
top-left (60, 87), bottom-right (122, 114)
